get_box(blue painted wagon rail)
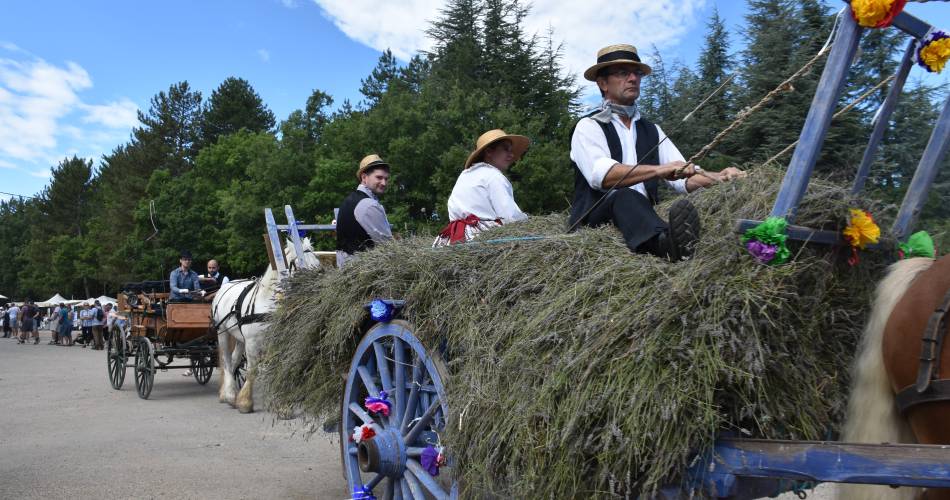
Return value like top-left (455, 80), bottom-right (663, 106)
top-left (741, 1), bottom-right (950, 245)
top-left (685, 438), bottom-right (950, 498)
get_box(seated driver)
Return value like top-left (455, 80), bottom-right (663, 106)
top-left (169, 250), bottom-right (203, 302)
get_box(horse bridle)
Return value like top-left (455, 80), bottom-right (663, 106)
top-left (895, 286), bottom-right (950, 415)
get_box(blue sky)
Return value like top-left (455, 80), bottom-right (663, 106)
top-left (1, 0), bottom-right (947, 201)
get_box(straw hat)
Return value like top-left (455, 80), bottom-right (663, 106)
top-left (583, 44), bottom-right (652, 81)
top-left (356, 154), bottom-right (390, 180)
top-left (463, 129), bottom-right (530, 169)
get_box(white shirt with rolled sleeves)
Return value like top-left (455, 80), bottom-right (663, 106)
top-left (570, 111), bottom-right (690, 196)
top-left (446, 162), bottom-right (528, 223)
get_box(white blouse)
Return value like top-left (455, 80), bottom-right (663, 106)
top-left (445, 162), bottom-right (528, 223)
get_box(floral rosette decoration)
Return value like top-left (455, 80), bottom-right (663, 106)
top-left (916, 30), bottom-right (950, 73)
top-left (365, 391), bottom-right (392, 417)
top-left (352, 485), bottom-right (376, 500)
top-left (741, 216), bottom-right (791, 265)
top-left (842, 208), bottom-right (881, 265)
top-left (351, 424), bottom-right (376, 443)
top-left (898, 230), bottom-right (936, 259)
top-left (420, 445), bottom-right (447, 476)
top-left (850, 0), bottom-right (907, 28)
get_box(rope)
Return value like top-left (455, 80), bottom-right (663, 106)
top-left (687, 45), bottom-right (832, 166)
top-left (761, 74), bottom-right (896, 167)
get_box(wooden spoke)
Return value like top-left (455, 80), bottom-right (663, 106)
top-left (373, 341), bottom-right (393, 394)
top-left (358, 365), bottom-right (380, 397)
top-left (406, 460), bottom-right (450, 500)
top-left (404, 398), bottom-right (441, 445)
top-left (349, 402), bottom-right (375, 425)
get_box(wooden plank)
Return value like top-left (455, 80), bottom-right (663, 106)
top-left (852, 39), bottom-right (916, 193)
top-left (264, 208), bottom-right (288, 277)
top-left (770, 9), bottom-right (863, 222)
top-left (891, 91), bottom-right (950, 241)
top-left (890, 9), bottom-right (932, 39)
top-left (695, 438), bottom-right (950, 495)
top-left (284, 205), bottom-right (307, 271)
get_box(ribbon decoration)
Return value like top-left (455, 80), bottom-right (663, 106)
top-left (352, 485), bottom-right (376, 500)
top-left (843, 209), bottom-right (880, 266)
top-left (365, 391), bottom-right (392, 417)
top-left (420, 445), bottom-right (447, 476)
top-left (898, 230), bottom-right (936, 259)
top-left (741, 217), bottom-right (791, 265)
top-left (850, 0), bottom-right (907, 28)
top-left (352, 425), bottom-right (376, 443)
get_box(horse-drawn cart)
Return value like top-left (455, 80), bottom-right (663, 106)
top-left (107, 281), bottom-right (217, 399)
top-left (320, 2), bottom-right (950, 498)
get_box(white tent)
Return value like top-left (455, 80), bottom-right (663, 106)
top-left (37, 293), bottom-right (69, 307)
top-left (96, 295), bottom-right (118, 306)
top-left (0, 293), bottom-right (7, 300)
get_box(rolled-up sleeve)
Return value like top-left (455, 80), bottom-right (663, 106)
top-left (354, 199), bottom-right (393, 242)
top-left (570, 118), bottom-right (618, 190)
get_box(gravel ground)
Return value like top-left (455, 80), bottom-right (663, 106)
top-left (0, 330), bottom-right (348, 500)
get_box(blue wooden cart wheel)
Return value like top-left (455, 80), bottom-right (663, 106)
top-left (341, 319), bottom-right (458, 500)
top-left (107, 323), bottom-right (126, 390)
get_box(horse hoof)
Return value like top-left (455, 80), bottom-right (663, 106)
top-left (238, 405), bottom-right (254, 414)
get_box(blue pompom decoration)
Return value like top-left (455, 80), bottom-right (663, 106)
top-left (352, 485), bottom-right (376, 500)
top-left (369, 299), bottom-right (395, 323)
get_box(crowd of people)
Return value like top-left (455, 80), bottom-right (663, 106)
top-left (1, 300), bottom-right (120, 349)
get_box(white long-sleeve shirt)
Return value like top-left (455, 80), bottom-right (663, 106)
top-left (570, 112), bottom-right (689, 196)
top-left (445, 162), bottom-right (528, 223)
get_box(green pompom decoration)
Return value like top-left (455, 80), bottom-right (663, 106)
top-left (898, 231), bottom-right (935, 259)
top-left (741, 216), bottom-right (791, 265)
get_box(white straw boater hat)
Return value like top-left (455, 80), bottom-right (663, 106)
top-left (583, 44), bottom-right (653, 81)
top-left (463, 129), bottom-right (530, 169)
top-left (356, 154), bottom-right (390, 179)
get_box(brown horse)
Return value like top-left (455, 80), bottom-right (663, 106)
top-left (839, 255), bottom-right (950, 500)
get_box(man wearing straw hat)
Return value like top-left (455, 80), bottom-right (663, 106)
top-left (336, 154), bottom-right (394, 267)
top-left (569, 44), bottom-right (744, 261)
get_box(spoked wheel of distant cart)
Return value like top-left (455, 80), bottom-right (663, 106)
top-left (191, 355), bottom-right (214, 385)
top-left (134, 337), bottom-right (155, 400)
top-left (107, 324), bottom-right (126, 390)
top-left (234, 356), bottom-right (247, 390)
top-left (340, 320), bottom-right (457, 500)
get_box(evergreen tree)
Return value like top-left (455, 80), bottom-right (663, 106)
top-left (359, 50), bottom-right (399, 107)
top-left (201, 77), bottom-right (276, 146)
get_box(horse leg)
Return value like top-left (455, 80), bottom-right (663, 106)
top-left (235, 325), bottom-right (260, 414)
top-left (218, 325), bottom-right (239, 405)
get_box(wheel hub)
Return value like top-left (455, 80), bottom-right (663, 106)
top-left (357, 428), bottom-right (406, 478)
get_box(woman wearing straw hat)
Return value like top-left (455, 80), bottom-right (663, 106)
top-left (434, 129), bottom-right (530, 246)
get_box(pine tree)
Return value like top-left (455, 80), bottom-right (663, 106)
top-left (201, 77), bottom-right (276, 146)
top-left (359, 50), bottom-right (399, 107)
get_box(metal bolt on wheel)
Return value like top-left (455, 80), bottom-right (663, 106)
top-left (107, 324), bottom-right (126, 390)
top-left (340, 320), bottom-right (458, 500)
top-left (134, 337), bottom-right (155, 400)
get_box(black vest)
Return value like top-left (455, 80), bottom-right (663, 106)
top-left (336, 190), bottom-right (375, 255)
top-left (568, 114), bottom-right (661, 228)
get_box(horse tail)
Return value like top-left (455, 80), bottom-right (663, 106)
top-left (837, 257), bottom-right (933, 500)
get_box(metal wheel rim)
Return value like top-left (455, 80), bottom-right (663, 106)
top-left (191, 356), bottom-right (214, 385)
top-left (134, 338), bottom-right (154, 399)
top-left (107, 325), bottom-right (125, 390)
top-left (340, 320), bottom-right (457, 500)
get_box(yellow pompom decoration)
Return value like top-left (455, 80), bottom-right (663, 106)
top-left (843, 209), bottom-right (880, 250)
top-left (850, 0), bottom-right (905, 28)
top-left (920, 36), bottom-right (950, 73)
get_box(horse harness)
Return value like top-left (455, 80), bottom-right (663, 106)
top-left (211, 278), bottom-right (271, 335)
top-left (895, 286), bottom-right (950, 415)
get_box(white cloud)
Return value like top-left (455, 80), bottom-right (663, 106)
top-left (311, 0), bottom-right (707, 81)
top-left (257, 48), bottom-right (271, 62)
top-left (0, 48), bottom-right (139, 180)
top-left (81, 98), bottom-right (139, 129)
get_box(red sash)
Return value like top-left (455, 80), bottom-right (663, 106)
top-left (437, 214), bottom-right (500, 245)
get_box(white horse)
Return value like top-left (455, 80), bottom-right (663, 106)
top-left (214, 237), bottom-right (320, 413)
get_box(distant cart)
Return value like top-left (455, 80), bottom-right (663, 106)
top-left (107, 281), bottom-right (218, 399)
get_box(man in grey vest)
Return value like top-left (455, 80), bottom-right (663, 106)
top-left (569, 44), bottom-right (744, 261)
top-left (335, 154), bottom-right (394, 267)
